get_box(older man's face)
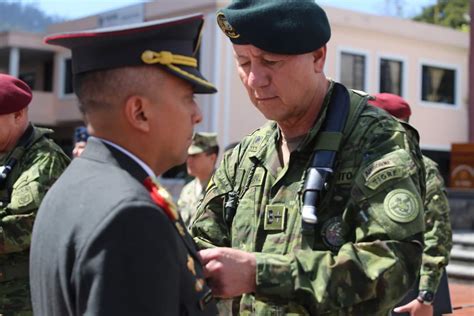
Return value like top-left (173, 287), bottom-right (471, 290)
top-left (0, 113), bottom-right (18, 154)
top-left (233, 44), bottom-right (324, 126)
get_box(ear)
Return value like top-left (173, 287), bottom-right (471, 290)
top-left (312, 45), bottom-right (327, 73)
top-left (123, 95), bottom-right (150, 133)
top-left (13, 108), bottom-right (27, 122)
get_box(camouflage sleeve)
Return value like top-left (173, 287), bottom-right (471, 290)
top-left (254, 117), bottom-right (426, 312)
top-left (190, 148), bottom-right (236, 250)
top-left (419, 157), bottom-right (452, 293)
top-left (0, 142), bottom-right (69, 254)
top-left (177, 181), bottom-right (194, 228)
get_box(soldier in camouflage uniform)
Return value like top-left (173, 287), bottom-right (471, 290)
top-left (0, 74), bottom-right (70, 315)
top-left (369, 93), bottom-right (453, 316)
top-left (190, 1), bottom-right (426, 315)
top-left (178, 132), bottom-right (219, 227)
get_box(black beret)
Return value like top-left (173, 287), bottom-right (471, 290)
top-left (217, 0), bottom-right (331, 55)
top-left (44, 14), bottom-right (216, 94)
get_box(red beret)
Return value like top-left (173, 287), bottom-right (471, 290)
top-left (0, 74), bottom-right (32, 115)
top-left (368, 93), bottom-right (411, 120)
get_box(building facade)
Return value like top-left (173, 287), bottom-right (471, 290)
top-left (0, 1), bottom-right (468, 180)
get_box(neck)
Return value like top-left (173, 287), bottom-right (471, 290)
top-left (278, 79), bottom-right (329, 139)
top-left (196, 172), bottom-right (212, 186)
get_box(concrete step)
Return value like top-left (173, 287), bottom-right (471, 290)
top-left (446, 262), bottom-right (474, 281)
top-left (450, 247), bottom-right (474, 262)
top-left (452, 233), bottom-right (474, 247)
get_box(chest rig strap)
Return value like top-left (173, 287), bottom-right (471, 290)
top-left (301, 82), bottom-right (350, 234)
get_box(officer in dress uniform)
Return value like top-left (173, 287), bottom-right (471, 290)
top-left (29, 15), bottom-right (218, 315)
top-left (0, 74), bottom-right (69, 315)
top-left (178, 132), bottom-right (219, 227)
top-left (191, 1), bottom-right (426, 315)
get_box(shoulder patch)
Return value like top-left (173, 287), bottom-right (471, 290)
top-left (383, 189), bottom-right (420, 223)
top-left (11, 185), bottom-right (34, 208)
top-left (363, 159), bottom-right (397, 180)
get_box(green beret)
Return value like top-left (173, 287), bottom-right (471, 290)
top-left (188, 132), bottom-right (218, 155)
top-left (217, 0), bottom-right (331, 54)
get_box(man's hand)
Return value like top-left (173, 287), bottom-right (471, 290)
top-left (393, 299), bottom-right (433, 316)
top-left (199, 247), bottom-right (256, 298)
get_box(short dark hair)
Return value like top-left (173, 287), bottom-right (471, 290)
top-left (74, 66), bottom-right (163, 114)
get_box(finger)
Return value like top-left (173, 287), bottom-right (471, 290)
top-left (393, 304), bottom-right (410, 313)
top-left (198, 248), bottom-right (220, 264)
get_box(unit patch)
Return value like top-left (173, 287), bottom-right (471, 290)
top-left (11, 185), bottom-right (34, 208)
top-left (217, 12), bottom-right (240, 39)
top-left (366, 167), bottom-right (404, 190)
top-left (384, 189), bottom-right (420, 223)
top-left (264, 205), bottom-right (286, 231)
top-left (363, 159), bottom-right (396, 180)
top-left (321, 216), bottom-right (345, 251)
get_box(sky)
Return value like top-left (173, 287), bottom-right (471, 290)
top-left (15, 0), bottom-right (438, 20)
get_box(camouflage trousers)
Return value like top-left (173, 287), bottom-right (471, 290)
top-left (0, 278), bottom-right (32, 316)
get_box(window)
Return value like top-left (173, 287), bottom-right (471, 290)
top-left (421, 64), bottom-right (456, 105)
top-left (380, 58), bottom-right (403, 95)
top-left (63, 58), bottom-right (74, 95)
top-left (340, 52), bottom-right (366, 91)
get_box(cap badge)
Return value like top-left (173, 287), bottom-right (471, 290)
top-left (217, 12), bottom-right (240, 39)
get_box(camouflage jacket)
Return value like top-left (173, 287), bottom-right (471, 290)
top-left (178, 178), bottom-right (208, 228)
top-left (419, 156), bottom-right (452, 294)
top-left (0, 125), bottom-right (70, 313)
top-left (191, 83), bottom-right (426, 315)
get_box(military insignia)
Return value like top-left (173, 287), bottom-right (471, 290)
top-left (363, 159), bottom-right (396, 180)
top-left (366, 167), bottom-right (403, 190)
top-left (195, 278), bottom-right (205, 292)
top-left (264, 205), bottom-right (286, 231)
top-left (216, 12), bottom-right (240, 39)
top-left (321, 217), bottom-right (345, 252)
top-left (384, 189), bottom-right (420, 223)
top-left (175, 222), bottom-right (186, 237)
top-left (250, 135), bottom-right (262, 152)
top-left (12, 186), bottom-right (34, 208)
top-left (187, 255), bottom-right (196, 276)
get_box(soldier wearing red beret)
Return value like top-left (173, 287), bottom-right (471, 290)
top-left (0, 74), bottom-right (70, 315)
top-left (369, 93), bottom-right (453, 316)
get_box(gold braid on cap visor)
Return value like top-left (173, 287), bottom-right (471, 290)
top-left (141, 50), bottom-right (215, 89)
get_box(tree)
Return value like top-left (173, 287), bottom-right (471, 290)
top-left (0, 1), bottom-right (63, 33)
top-left (413, 0), bottom-right (470, 31)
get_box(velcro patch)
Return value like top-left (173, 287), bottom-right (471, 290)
top-left (11, 185), bottom-right (34, 208)
top-left (366, 167), bottom-right (404, 190)
top-left (383, 189), bottom-right (420, 223)
top-left (335, 168), bottom-right (355, 185)
top-left (363, 159), bottom-right (397, 180)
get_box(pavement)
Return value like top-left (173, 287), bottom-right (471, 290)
top-left (448, 279), bottom-right (474, 315)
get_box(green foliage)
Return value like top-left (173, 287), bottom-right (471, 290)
top-left (0, 1), bottom-right (63, 33)
top-left (413, 0), bottom-right (470, 31)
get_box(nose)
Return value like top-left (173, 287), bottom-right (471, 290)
top-left (193, 103), bottom-right (202, 125)
top-left (247, 63), bottom-right (270, 90)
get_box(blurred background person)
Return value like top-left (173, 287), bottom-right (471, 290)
top-left (178, 132), bottom-right (219, 227)
top-left (72, 126), bottom-right (89, 158)
top-left (369, 93), bottom-right (453, 316)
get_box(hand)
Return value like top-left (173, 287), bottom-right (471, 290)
top-left (199, 247), bottom-right (256, 298)
top-left (393, 299), bottom-right (433, 316)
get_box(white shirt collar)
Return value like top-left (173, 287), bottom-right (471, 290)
top-left (92, 136), bottom-right (156, 179)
